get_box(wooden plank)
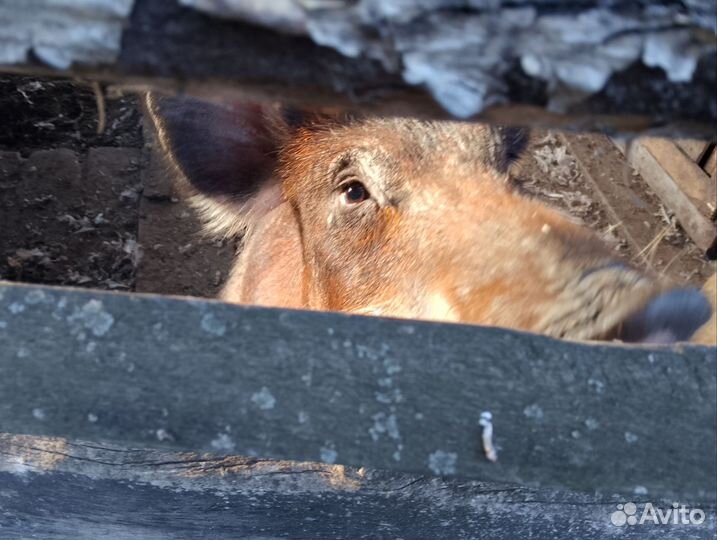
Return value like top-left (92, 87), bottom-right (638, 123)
top-left (614, 138), bottom-right (717, 252)
top-left (707, 147), bottom-right (717, 222)
top-left (561, 132), bottom-right (687, 271)
top-left (0, 282), bottom-right (715, 502)
top-left (706, 148), bottom-right (717, 227)
top-left (1, 433), bottom-right (714, 540)
top-left (705, 147), bottom-right (717, 179)
top-left (676, 139), bottom-right (712, 162)
top-left (0, 0), bottom-right (715, 136)
top-left (640, 138), bottom-right (713, 216)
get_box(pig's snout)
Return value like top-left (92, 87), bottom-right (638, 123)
top-left (536, 262), bottom-right (712, 343)
top-left (618, 288), bottom-right (712, 344)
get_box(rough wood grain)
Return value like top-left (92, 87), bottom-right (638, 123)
top-left (0, 282), bottom-right (715, 502)
top-left (614, 138), bottom-right (717, 253)
top-left (705, 147), bottom-right (717, 180)
top-left (640, 138), bottom-right (713, 216)
top-left (0, 0), bottom-right (715, 135)
top-left (0, 433), bottom-right (715, 540)
top-left (562, 132), bottom-right (676, 268)
top-left (676, 139), bottom-right (712, 163)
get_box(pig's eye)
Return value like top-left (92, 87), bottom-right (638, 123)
top-left (341, 181), bottom-right (370, 204)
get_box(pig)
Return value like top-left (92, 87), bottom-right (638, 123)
top-left (693, 273), bottom-right (717, 345)
top-left (145, 93), bottom-right (712, 344)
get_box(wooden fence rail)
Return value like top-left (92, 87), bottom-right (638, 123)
top-left (1, 282), bottom-right (715, 504)
top-left (1, 432), bottom-right (715, 540)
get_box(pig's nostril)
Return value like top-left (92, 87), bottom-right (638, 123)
top-left (618, 288), bottom-right (712, 344)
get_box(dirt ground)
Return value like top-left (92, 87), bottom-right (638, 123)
top-left (0, 75), bottom-right (712, 300)
top-left (0, 75), bottom-right (232, 298)
top-left (518, 132), bottom-right (712, 286)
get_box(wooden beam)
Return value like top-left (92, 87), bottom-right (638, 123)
top-left (614, 138), bottom-right (717, 253)
top-left (1, 432), bottom-right (714, 539)
top-left (706, 150), bottom-right (717, 226)
top-left (0, 0), bottom-right (715, 136)
top-left (640, 139), bottom-right (713, 216)
top-left (561, 132), bottom-right (680, 270)
top-left (0, 282), bottom-right (715, 502)
top-left (676, 139), bottom-right (712, 163)
top-left (705, 147), bottom-right (717, 181)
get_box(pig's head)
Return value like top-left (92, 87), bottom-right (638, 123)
top-left (146, 93), bottom-right (712, 343)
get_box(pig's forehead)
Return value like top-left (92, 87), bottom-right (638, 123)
top-left (340, 118), bottom-right (485, 144)
top-left (316, 118), bottom-right (494, 163)
top-left (283, 122), bottom-right (496, 197)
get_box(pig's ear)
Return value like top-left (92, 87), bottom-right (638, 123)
top-left (144, 92), bottom-right (290, 237)
top-left (487, 126), bottom-right (529, 173)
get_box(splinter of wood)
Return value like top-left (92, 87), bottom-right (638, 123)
top-left (480, 411), bottom-right (498, 462)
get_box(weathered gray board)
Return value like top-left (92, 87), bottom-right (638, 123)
top-left (0, 0), bottom-right (715, 136)
top-left (1, 433), bottom-right (715, 540)
top-left (1, 282), bottom-right (715, 503)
